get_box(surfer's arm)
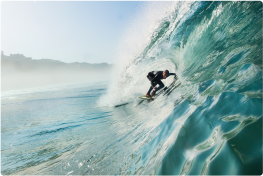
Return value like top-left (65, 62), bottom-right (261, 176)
top-left (150, 80), bottom-right (155, 88)
top-left (169, 73), bottom-right (177, 79)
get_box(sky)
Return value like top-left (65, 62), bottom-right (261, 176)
top-left (1, 1), bottom-right (147, 64)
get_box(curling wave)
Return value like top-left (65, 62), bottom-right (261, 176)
top-left (101, 1), bottom-right (262, 175)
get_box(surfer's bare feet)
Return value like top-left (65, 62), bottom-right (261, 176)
top-left (151, 91), bottom-right (156, 96)
top-left (146, 93), bottom-right (151, 98)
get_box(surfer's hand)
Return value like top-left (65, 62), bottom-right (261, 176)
top-left (153, 87), bottom-right (157, 90)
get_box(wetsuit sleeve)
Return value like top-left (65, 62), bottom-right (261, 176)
top-left (169, 73), bottom-right (177, 79)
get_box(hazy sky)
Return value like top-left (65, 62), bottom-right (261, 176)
top-left (1, 1), bottom-right (147, 64)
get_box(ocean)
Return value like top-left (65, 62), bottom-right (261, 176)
top-left (1, 1), bottom-right (262, 175)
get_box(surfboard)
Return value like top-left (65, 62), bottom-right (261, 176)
top-left (138, 95), bottom-right (154, 100)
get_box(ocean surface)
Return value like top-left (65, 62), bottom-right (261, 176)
top-left (1, 1), bottom-right (262, 175)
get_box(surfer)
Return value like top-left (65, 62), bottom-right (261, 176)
top-left (146, 70), bottom-right (177, 98)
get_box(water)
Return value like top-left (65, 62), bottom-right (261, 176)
top-left (1, 1), bottom-right (262, 175)
top-left (1, 82), bottom-right (181, 175)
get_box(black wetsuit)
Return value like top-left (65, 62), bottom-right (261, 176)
top-left (147, 71), bottom-right (176, 95)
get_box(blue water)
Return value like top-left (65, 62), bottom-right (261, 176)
top-left (1, 83), bottom-right (113, 174)
top-left (1, 82), bottom-right (181, 175)
top-left (1, 1), bottom-right (262, 175)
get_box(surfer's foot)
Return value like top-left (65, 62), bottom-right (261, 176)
top-left (146, 93), bottom-right (152, 98)
top-left (151, 91), bottom-right (156, 96)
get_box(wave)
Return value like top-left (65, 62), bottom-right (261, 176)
top-left (100, 1), bottom-right (262, 175)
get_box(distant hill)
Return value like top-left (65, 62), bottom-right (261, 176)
top-left (1, 52), bottom-right (112, 72)
top-left (1, 52), bottom-right (113, 91)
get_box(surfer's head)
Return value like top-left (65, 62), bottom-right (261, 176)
top-left (163, 70), bottom-right (169, 79)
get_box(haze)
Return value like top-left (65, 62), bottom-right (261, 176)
top-left (1, 1), bottom-right (146, 64)
top-left (1, 1), bottom-right (147, 91)
top-left (1, 52), bottom-right (113, 91)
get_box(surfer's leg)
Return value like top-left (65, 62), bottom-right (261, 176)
top-left (147, 81), bottom-right (157, 95)
top-left (151, 81), bottom-right (164, 96)
top-left (147, 86), bottom-right (153, 95)
top-left (155, 81), bottom-right (164, 92)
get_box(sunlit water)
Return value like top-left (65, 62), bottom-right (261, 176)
top-left (1, 79), bottom-right (262, 175)
top-left (1, 83), bottom-right (114, 174)
top-left (1, 81), bottom-right (183, 175)
top-left (1, 1), bottom-right (262, 175)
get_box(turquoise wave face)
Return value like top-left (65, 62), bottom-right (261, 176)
top-left (106, 1), bottom-right (262, 175)
top-left (155, 2), bottom-right (262, 175)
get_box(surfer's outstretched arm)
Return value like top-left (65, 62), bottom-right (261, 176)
top-left (169, 73), bottom-right (176, 76)
top-left (168, 73), bottom-right (177, 79)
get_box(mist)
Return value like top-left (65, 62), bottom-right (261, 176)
top-left (1, 52), bottom-right (113, 91)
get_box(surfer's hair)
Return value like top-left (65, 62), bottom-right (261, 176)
top-left (164, 70), bottom-right (169, 76)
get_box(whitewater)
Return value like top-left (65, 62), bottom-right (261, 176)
top-left (1, 1), bottom-right (262, 175)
